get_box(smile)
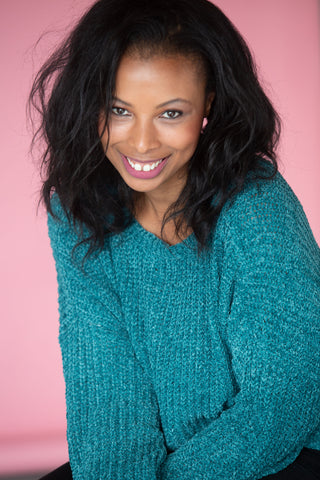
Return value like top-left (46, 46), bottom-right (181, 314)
top-left (126, 156), bottom-right (164, 172)
top-left (121, 153), bottom-right (169, 179)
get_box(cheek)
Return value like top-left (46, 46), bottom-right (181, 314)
top-left (100, 133), bottom-right (108, 153)
top-left (165, 120), bottom-right (202, 152)
top-left (99, 117), bottom-right (129, 152)
top-left (102, 125), bottom-right (126, 156)
top-left (106, 122), bottom-right (129, 148)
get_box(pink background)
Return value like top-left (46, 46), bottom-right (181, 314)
top-left (1, 0), bottom-right (319, 475)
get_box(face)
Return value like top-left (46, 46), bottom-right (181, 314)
top-left (99, 53), bottom-right (214, 204)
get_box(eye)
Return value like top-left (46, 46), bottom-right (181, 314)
top-left (161, 110), bottom-right (183, 119)
top-left (111, 106), bottom-right (130, 116)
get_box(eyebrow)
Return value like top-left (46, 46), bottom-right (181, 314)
top-left (112, 96), bottom-right (192, 108)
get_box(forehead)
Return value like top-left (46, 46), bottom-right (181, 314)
top-left (114, 53), bottom-right (207, 101)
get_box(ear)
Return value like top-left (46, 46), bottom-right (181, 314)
top-left (205, 92), bottom-right (215, 117)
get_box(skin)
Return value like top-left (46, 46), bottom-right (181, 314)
top-left (99, 53), bottom-right (214, 243)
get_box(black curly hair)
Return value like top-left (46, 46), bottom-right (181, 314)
top-left (29, 0), bottom-right (280, 256)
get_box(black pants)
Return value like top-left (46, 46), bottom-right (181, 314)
top-left (39, 448), bottom-right (320, 479)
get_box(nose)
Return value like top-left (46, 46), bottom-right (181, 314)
top-left (128, 118), bottom-right (161, 154)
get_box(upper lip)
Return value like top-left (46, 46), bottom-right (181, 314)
top-left (122, 154), bottom-right (168, 164)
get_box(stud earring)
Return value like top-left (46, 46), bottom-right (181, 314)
top-left (201, 117), bottom-right (208, 132)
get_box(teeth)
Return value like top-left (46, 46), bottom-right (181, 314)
top-left (126, 157), bottom-right (163, 172)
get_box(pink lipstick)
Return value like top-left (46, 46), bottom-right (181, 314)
top-left (121, 154), bottom-right (169, 179)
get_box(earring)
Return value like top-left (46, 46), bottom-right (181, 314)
top-left (201, 117), bottom-right (208, 132)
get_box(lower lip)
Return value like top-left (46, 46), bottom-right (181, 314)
top-left (121, 154), bottom-right (169, 179)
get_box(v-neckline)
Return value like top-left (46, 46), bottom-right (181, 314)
top-left (116, 217), bottom-right (197, 262)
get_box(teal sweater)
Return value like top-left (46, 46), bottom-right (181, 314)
top-left (48, 171), bottom-right (320, 480)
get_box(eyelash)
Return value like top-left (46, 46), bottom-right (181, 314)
top-left (111, 106), bottom-right (183, 119)
top-left (111, 107), bottom-right (130, 116)
top-left (161, 110), bottom-right (183, 119)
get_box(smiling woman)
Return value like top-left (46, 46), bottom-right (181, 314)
top-left (100, 55), bottom-right (209, 187)
top-left (99, 53), bottom-right (214, 243)
top-left (29, 0), bottom-right (320, 479)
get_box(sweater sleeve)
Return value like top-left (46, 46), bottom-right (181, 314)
top-left (160, 177), bottom-right (320, 480)
top-left (48, 197), bottom-right (167, 480)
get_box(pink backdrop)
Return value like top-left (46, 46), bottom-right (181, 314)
top-left (0, 0), bottom-right (319, 475)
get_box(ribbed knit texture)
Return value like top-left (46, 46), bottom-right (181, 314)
top-left (48, 170), bottom-right (320, 480)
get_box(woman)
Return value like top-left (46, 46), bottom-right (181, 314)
top-left (30, 0), bottom-right (320, 478)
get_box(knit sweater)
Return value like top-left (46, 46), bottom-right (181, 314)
top-left (48, 170), bottom-right (320, 480)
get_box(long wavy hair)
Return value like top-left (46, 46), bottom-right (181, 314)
top-left (29, 0), bottom-right (280, 256)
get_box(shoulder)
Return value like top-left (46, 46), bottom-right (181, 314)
top-left (47, 194), bottom-right (88, 263)
top-left (47, 194), bottom-right (115, 280)
top-left (227, 168), bottom-right (301, 222)
top-left (221, 165), bottom-right (310, 235)
top-left (47, 193), bottom-right (73, 240)
top-left (216, 164), bottom-right (319, 266)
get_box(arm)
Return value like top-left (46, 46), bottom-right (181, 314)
top-left (48, 197), bottom-right (167, 480)
top-left (160, 176), bottom-right (320, 479)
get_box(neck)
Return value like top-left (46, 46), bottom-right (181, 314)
top-left (134, 190), bottom-right (176, 222)
top-left (133, 191), bottom-right (192, 246)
